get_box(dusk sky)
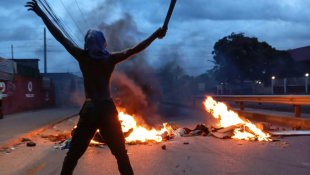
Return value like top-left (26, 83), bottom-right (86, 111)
top-left (1, 0), bottom-right (310, 76)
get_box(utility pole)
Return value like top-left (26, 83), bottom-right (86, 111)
top-left (44, 27), bottom-right (47, 73)
top-left (11, 44), bottom-right (14, 59)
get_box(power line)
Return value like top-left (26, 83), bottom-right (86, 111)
top-left (0, 39), bottom-right (42, 42)
top-left (182, 66), bottom-right (214, 69)
top-left (39, 0), bottom-right (82, 47)
top-left (59, 0), bottom-right (85, 39)
top-left (0, 53), bottom-right (10, 58)
top-left (42, 50), bottom-right (214, 56)
top-left (0, 46), bottom-right (43, 49)
top-left (40, 0), bottom-right (81, 46)
top-left (47, 60), bottom-right (78, 69)
top-left (0, 27), bottom-right (43, 30)
top-left (150, 44), bottom-right (214, 47)
top-left (74, 0), bottom-right (90, 29)
top-left (45, 38), bottom-right (215, 47)
top-left (0, 51), bottom-right (42, 54)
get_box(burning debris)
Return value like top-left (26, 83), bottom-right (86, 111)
top-left (41, 133), bottom-right (71, 142)
top-left (118, 112), bottom-right (170, 143)
top-left (53, 96), bottom-right (309, 149)
top-left (203, 96), bottom-right (272, 141)
top-left (69, 112), bottom-right (171, 145)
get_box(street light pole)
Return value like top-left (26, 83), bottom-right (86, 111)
top-left (284, 78), bottom-right (287, 94)
top-left (11, 44), bottom-right (14, 59)
top-left (306, 73), bottom-right (309, 93)
top-left (271, 76), bottom-right (275, 95)
top-left (44, 27), bottom-right (47, 73)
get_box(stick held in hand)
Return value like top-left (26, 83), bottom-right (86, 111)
top-left (163, 0), bottom-right (177, 29)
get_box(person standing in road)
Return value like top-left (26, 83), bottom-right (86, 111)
top-left (0, 82), bottom-right (3, 119)
top-left (25, 0), bottom-right (167, 174)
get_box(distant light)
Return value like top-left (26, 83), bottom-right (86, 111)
top-left (259, 82), bottom-right (261, 84)
top-left (306, 73), bottom-right (309, 77)
top-left (221, 83), bottom-right (223, 85)
top-left (272, 76), bottom-right (275, 79)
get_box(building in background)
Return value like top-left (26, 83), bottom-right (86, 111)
top-left (0, 57), bottom-right (15, 81)
top-left (0, 57), bottom-right (54, 114)
top-left (289, 46), bottom-right (310, 74)
top-left (10, 58), bottom-right (40, 79)
top-left (40, 73), bottom-right (84, 106)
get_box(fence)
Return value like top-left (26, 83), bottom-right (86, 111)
top-left (192, 95), bottom-right (310, 117)
top-left (217, 77), bottom-right (310, 95)
top-left (271, 77), bottom-right (309, 94)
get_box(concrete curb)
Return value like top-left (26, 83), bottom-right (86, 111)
top-left (0, 113), bottom-right (79, 148)
top-left (162, 102), bottom-right (310, 130)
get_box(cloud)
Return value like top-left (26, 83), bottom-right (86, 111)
top-left (1, 0), bottom-right (310, 76)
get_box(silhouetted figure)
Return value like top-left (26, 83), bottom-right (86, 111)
top-left (25, 1), bottom-right (167, 175)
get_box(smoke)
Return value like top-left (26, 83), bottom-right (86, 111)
top-left (90, 11), bottom-right (163, 127)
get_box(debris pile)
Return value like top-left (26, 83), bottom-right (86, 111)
top-left (54, 138), bottom-right (72, 150)
top-left (203, 97), bottom-right (272, 141)
top-left (41, 133), bottom-right (71, 142)
top-left (0, 147), bottom-right (14, 154)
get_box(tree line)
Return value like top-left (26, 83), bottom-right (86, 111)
top-left (157, 32), bottom-right (303, 96)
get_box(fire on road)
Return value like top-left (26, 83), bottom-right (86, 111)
top-left (0, 104), bottom-right (310, 175)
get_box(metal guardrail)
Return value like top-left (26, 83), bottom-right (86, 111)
top-left (191, 95), bottom-right (310, 117)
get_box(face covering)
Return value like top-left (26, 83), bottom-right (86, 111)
top-left (84, 29), bottom-right (110, 59)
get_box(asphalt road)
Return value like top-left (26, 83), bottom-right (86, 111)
top-left (1, 105), bottom-right (310, 175)
top-left (0, 106), bottom-right (80, 146)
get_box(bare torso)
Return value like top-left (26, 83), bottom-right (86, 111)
top-left (78, 51), bottom-right (115, 100)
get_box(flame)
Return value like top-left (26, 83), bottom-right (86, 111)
top-left (90, 140), bottom-right (100, 144)
top-left (118, 112), bottom-right (169, 142)
top-left (90, 129), bottom-right (101, 144)
top-left (74, 112), bottom-right (170, 144)
top-left (203, 96), bottom-right (271, 141)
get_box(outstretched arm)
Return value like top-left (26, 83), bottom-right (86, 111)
top-left (25, 0), bottom-right (82, 60)
top-left (111, 28), bottom-right (167, 64)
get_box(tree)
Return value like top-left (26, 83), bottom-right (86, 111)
top-left (211, 33), bottom-right (299, 85)
top-left (156, 61), bottom-right (175, 94)
top-left (173, 65), bottom-right (184, 80)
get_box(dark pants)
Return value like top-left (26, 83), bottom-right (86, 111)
top-left (60, 100), bottom-right (133, 175)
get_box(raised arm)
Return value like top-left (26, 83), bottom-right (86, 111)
top-left (111, 28), bottom-right (167, 64)
top-left (25, 0), bottom-right (82, 60)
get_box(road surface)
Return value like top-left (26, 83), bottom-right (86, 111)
top-left (0, 106), bottom-right (80, 146)
top-left (0, 105), bottom-right (309, 175)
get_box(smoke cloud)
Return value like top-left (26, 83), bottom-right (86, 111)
top-left (91, 12), bottom-right (163, 127)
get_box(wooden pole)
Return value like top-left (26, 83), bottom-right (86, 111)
top-left (294, 105), bottom-right (300, 117)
